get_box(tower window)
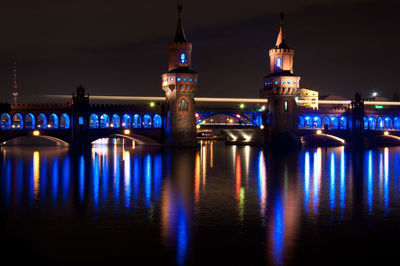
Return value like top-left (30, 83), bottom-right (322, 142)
top-left (178, 98), bottom-right (189, 111)
top-left (180, 53), bottom-right (187, 64)
top-left (276, 58), bottom-right (281, 68)
top-left (284, 101), bottom-right (289, 112)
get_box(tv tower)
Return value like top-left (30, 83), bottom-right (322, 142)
top-left (11, 61), bottom-right (18, 104)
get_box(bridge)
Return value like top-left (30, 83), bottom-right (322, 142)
top-left (1, 7), bottom-right (400, 148)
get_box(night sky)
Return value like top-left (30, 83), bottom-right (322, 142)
top-left (0, 0), bottom-right (399, 102)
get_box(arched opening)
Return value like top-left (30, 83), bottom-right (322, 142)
top-left (339, 116), bottom-right (347, 130)
top-left (89, 114), bottom-right (99, 129)
top-left (313, 115), bottom-right (322, 128)
top-left (394, 117), bottom-right (400, 130)
top-left (48, 113), bottom-right (59, 129)
top-left (153, 114), bottom-right (162, 128)
top-left (331, 116), bottom-right (339, 129)
top-left (12, 113), bottom-right (23, 129)
top-left (133, 114), bottom-right (141, 128)
top-left (143, 114), bottom-right (152, 128)
top-left (323, 116), bottom-right (330, 129)
top-left (100, 114), bottom-right (110, 128)
top-left (304, 116), bottom-right (312, 128)
top-left (1, 113), bottom-right (11, 130)
top-left (122, 114), bottom-right (131, 128)
top-left (385, 117), bottom-right (393, 130)
top-left (364, 117), bottom-right (368, 130)
top-left (37, 114), bottom-right (47, 129)
top-left (180, 53), bottom-right (187, 64)
top-left (377, 117), bottom-right (384, 130)
top-left (60, 114), bottom-right (70, 129)
top-left (178, 98), bottom-right (189, 111)
top-left (368, 117), bottom-right (376, 130)
top-left (24, 113), bottom-right (35, 130)
top-left (298, 116), bottom-right (304, 128)
top-left (111, 114), bottom-right (121, 128)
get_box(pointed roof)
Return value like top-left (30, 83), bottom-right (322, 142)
top-left (173, 5), bottom-right (188, 43)
top-left (275, 13), bottom-right (289, 49)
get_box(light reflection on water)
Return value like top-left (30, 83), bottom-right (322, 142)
top-left (2, 142), bottom-right (400, 265)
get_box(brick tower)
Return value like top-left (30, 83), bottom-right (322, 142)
top-left (261, 14), bottom-right (301, 147)
top-left (162, 5), bottom-right (199, 147)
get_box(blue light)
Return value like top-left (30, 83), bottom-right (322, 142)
top-left (52, 158), bottom-right (59, 205)
top-left (183, 78), bottom-right (187, 82)
top-left (177, 77), bottom-right (181, 82)
top-left (276, 57), bottom-right (281, 68)
top-left (304, 151), bottom-right (310, 213)
top-left (330, 152), bottom-right (336, 210)
top-left (144, 154), bottom-right (152, 209)
top-left (79, 116), bottom-right (84, 125)
top-left (189, 78), bottom-right (193, 82)
top-left (340, 149), bottom-right (345, 211)
top-left (170, 77), bottom-right (174, 82)
top-left (282, 81), bottom-right (285, 84)
top-left (274, 81), bottom-right (278, 85)
top-left (367, 150), bottom-right (373, 213)
top-left (180, 53), bottom-right (187, 64)
top-left (264, 82), bottom-right (267, 86)
top-left (195, 78), bottom-right (198, 82)
top-left (62, 156), bottom-right (70, 204)
top-left (79, 155), bottom-right (85, 203)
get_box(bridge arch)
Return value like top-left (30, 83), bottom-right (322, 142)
top-left (89, 114), bottom-right (99, 128)
top-left (122, 114), bottom-right (131, 128)
top-left (385, 117), bottom-right (393, 130)
top-left (37, 113), bottom-right (47, 129)
top-left (313, 115), bottom-right (322, 129)
top-left (153, 114), bottom-right (162, 128)
top-left (133, 114), bottom-right (142, 128)
top-left (60, 113), bottom-right (70, 129)
top-left (330, 116), bottom-right (339, 129)
top-left (12, 113), bottom-right (23, 129)
top-left (48, 113), bottom-right (59, 129)
top-left (323, 116), bottom-right (330, 129)
top-left (197, 112), bottom-right (254, 125)
top-left (377, 117), bottom-right (385, 130)
top-left (298, 116), bottom-right (305, 128)
top-left (25, 113), bottom-right (35, 129)
top-left (339, 116), bottom-right (347, 130)
top-left (90, 133), bottom-right (160, 146)
top-left (367, 116), bottom-right (376, 130)
top-left (143, 114), bottom-right (152, 128)
top-left (394, 117), bottom-right (400, 130)
top-left (111, 114), bottom-right (121, 128)
top-left (1, 113), bottom-right (11, 130)
top-left (100, 114), bottom-right (110, 128)
top-left (304, 116), bottom-right (312, 128)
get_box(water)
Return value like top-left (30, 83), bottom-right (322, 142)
top-left (1, 141), bottom-right (400, 265)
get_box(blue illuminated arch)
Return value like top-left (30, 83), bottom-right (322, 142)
top-left (384, 117), bottom-right (393, 130)
top-left (60, 114), bottom-right (70, 129)
top-left (298, 116), bottom-right (305, 128)
top-left (143, 114), bottom-right (152, 128)
top-left (111, 114), bottom-right (120, 128)
top-left (364, 117), bottom-right (368, 130)
top-left (330, 116), bottom-right (339, 129)
top-left (323, 116), bottom-right (330, 129)
top-left (153, 114), bottom-right (162, 128)
top-left (180, 53), bottom-right (187, 64)
top-left (133, 114), bottom-right (141, 128)
top-left (12, 113), bottom-right (23, 129)
top-left (339, 116), bottom-right (347, 130)
top-left (24, 113), bottom-right (35, 130)
top-left (368, 116), bottom-right (376, 130)
top-left (89, 114), bottom-right (99, 129)
top-left (313, 115), bottom-right (322, 129)
top-left (394, 117), bottom-right (400, 130)
top-left (1, 113), bottom-right (11, 130)
top-left (37, 114), bottom-right (47, 129)
top-left (122, 114), bottom-right (131, 128)
top-left (48, 113), bottom-right (59, 129)
top-left (304, 116), bottom-right (312, 128)
top-left (377, 117), bottom-right (384, 130)
top-left (100, 114), bottom-right (110, 128)
top-left (276, 57), bottom-right (281, 68)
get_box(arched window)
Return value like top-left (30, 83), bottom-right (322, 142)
top-left (37, 114), bottom-right (47, 129)
top-left (1, 113), bottom-right (11, 130)
top-left (133, 114), bottom-right (141, 128)
top-left (304, 116), bottom-right (312, 128)
top-left (323, 116), bottom-right (330, 129)
top-left (122, 114), bottom-right (131, 128)
top-left (143, 114), bottom-right (152, 128)
top-left (394, 117), bottom-right (400, 130)
top-left (48, 113), bottom-right (59, 129)
top-left (100, 114), bottom-right (110, 128)
top-left (153, 114), bottom-right (162, 128)
top-left (60, 114), bottom-right (70, 129)
top-left (339, 116), bottom-right (347, 130)
top-left (111, 114), bottom-right (120, 128)
top-left (12, 113), bottom-right (23, 129)
top-left (313, 116), bottom-right (322, 128)
top-left (385, 117), bottom-right (393, 130)
top-left (368, 117), bottom-right (376, 130)
top-left (180, 53), bottom-right (187, 64)
top-left (331, 117), bottom-right (339, 129)
top-left (89, 114), bottom-right (99, 129)
top-left (276, 57), bottom-right (281, 68)
top-left (178, 98), bottom-right (189, 111)
top-left (24, 113), bottom-right (35, 130)
top-left (377, 117), bottom-right (384, 130)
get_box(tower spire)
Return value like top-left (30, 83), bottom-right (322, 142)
top-left (174, 5), bottom-right (188, 43)
top-left (11, 61), bottom-right (18, 104)
top-left (275, 13), bottom-right (288, 49)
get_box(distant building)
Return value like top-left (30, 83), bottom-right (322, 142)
top-left (298, 88), bottom-right (318, 109)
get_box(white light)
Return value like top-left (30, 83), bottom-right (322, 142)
top-left (316, 130), bottom-right (322, 135)
top-left (33, 131), bottom-right (40, 136)
top-left (384, 131), bottom-right (389, 136)
top-left (372, 92), bottom-right (378, 97)
top-left (260, 125), bottom-right (264, 130)
top-left (124, 129), bottom-right (131, 135)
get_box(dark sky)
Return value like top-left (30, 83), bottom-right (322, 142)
top-left (0, 0), bottom-right (399, 102)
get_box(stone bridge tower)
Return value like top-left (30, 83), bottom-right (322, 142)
top-left (261, 14), bottom-right (301, 147)
top-left (162, 5), bottom-right (199, 147)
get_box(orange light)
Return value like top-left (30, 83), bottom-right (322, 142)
top-left (196, 124), bottom-right (200, 129)
top-left (124, 129), bottom-right (131, 135)
top-left (260, 125), bottom-right (264, 130)
top-left (195, 113), bottom-right (199, 118)
top-left (384, 131), bottom-right (389, 136)
top-left (33, 130), bottom-right (40, 136)
top-left (316, 130), bottom-right (322, 135)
